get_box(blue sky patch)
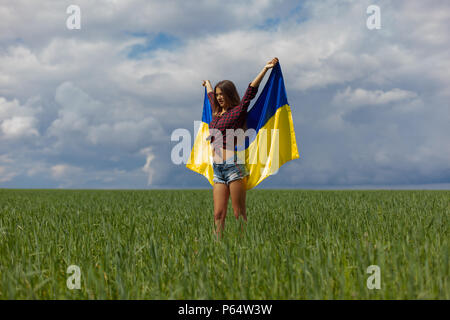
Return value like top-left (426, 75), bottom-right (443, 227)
top-left (126, 32), bottom-right (183, 59)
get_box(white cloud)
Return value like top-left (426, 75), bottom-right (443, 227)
top-left (47, 81), bottom-right (165, 151)
top-left (0, 96), bottom-right (41, 140)
top-left (332, 87), bottom-right (418, 107)
top-left (51, 163), bottom-right (83, 180)
top-left (140, 146), bottom-right (155, 185)
top-left (1, 116), bottom-right (39, 138)
top-left (0, 165), bottom-right (18, 183)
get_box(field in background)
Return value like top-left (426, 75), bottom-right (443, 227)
top-left (0, 189), bottom-right (448, 299)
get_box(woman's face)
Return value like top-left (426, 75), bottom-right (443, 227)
top-left (215, 87), bottom-right (226, 108)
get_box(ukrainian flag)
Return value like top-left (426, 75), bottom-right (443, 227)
top-left (186, 63), bottom-right (300, 189)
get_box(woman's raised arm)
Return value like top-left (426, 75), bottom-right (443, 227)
top-left (202, 80), bottom-right (213, 94)
top-left (250, 57), bottom-right (279, 88)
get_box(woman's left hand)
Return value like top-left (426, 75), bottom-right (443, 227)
top-left (264, 57), bottom-right (279, 70)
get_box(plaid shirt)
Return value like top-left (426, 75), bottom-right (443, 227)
top-left (207, 83), bottom-right (258, 150)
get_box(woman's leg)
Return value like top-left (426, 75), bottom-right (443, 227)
top-left (229, 177), bottom-right (247, 234)
top-left (213, 182), bottom-right (230, 239)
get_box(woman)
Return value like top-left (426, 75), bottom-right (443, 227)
top-left (202, 57), bottom-right (279, 239)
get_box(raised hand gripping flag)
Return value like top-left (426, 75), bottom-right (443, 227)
top-left (186, 63), bottom-right (300, 189)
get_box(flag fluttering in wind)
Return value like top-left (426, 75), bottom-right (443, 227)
top-left (186, 63), bottom-right (300, 189)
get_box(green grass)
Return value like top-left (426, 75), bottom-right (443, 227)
top-left (0, 189), bottom-right (448, 299)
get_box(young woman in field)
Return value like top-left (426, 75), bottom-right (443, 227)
top-left (202, 57), bottom-right (279, 239)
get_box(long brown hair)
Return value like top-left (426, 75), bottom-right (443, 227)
top-left (212, 80), bottom-right (240, 116)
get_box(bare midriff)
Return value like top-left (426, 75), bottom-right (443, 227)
top-left (212, 147), bottom-right (235, 164)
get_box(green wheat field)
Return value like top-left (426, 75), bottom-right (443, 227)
top-left (0, 189), bottom-right (448, 299)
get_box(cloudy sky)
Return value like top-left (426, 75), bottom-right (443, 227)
top-left (0, 0), bottom-right (449, 189)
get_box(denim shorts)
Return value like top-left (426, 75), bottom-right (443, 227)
top-left (213, 153), bottom-right (249, 185)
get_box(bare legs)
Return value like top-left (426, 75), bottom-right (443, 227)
top-left (229, 177), bottom-right (247, 235)
top-left (213, 177), bottom-right (247, 239)
top-left (213, 182), bottom-right (229, 239)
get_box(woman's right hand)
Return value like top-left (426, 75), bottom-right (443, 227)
top-left (202, 80), bottom-right (211, 87)
top-left (264, 57), bottom-right (279, 70)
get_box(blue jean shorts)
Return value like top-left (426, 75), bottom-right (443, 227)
top-left (213, 153), bottom-right (249, 185)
